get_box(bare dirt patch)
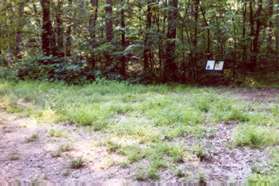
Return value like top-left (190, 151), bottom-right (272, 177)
top-left (0, 110), bottom-right (271, 184)
top-left (0, 110), bottom-right (132, 183)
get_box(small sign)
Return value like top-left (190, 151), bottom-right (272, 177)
top-left (206, 60), bottom-right (215, 70)
top-left (215, 61), bottom-right (224, 71)
top-left (206, 60), bottom-right (224, 71)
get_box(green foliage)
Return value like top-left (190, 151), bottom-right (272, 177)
top-left (70, 157), bottom-right (85, 169)
top-left (119, 145), bottom-right (146, 163)
top-left (233, 125), bottom-right (279, 148)
top-left (0, 67), bottom-right (17, 80)
top-left (17, 56), bottom-right (96, 84)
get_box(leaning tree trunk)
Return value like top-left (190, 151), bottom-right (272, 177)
top-left (163, 0), bottom-right (178, 82)
top-left (40, 0), bottom-right (54, 56)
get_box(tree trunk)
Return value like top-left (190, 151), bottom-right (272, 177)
top-left (105, 0), bottom-right (113, 42)
top-left (65, 0), bottom-right (72, 56)
top-left (40, 0), bottom-right (54, 56)
top-left (267, 0), bottom-right (273, 54)
top-left (191, 0), bottom-right (200, 81)
top-left (15, 1), bottom-right (25, 59)
top-left (249, 0), bottom-right (255, 58)
top-left (252, 0), bottom-right (263, 64)
top-left (55, 0), bottom-right (64, 57)
top-left (242, 1), bottom-right (247, 61)
top-left (120, 0), bottom-right (127, 78)
top-left (105, 0), bottom-right (113, 65)
top-left (89, 0), bottom-right (99, 68)
top-left (192, 0), bottom-right (199, 58)
top-left (200, 6), bottom-right (210, 55)
top-left (143, 0), bottom-right (153, 73)
top-left (276, 0), bottom-right (279, 59)
top-left (163, 0), bottom-right (178, 82)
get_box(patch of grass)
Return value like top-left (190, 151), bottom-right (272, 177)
top-left (217, 108), bottom-right (250, 123)
top-left (248, 113), bottom-right (277, 126)
top-left (193, 94), bottom-right (215, 113)
top-left (192, 145), bottom-right (210, 162)
top-left (51, 150), bottom-right (62, 158)
top-left (70, 157), bottom-right (85, 169)
top-left (119, 145), bottom-right (146, 163)
top-left (25, 133), bottom-right (38, 143)
top-left (34, 109), bottom-right (61, 123)
top-left (105, 140), bottom-right (146, 163)
top-left (109, 118), bottom-right (160, 143)
top-left (59, 144), bottom-right (73, 152)
top-left (147, 158), bottom-right (168, 180)
top-left (151, 143), bottom-right (185, 163)
top-left (48, 129), bottom-right (66, 138)
top-left (175, 168), bottom-right (188, 178)
top-left (61, 104), bottom-right (110, 130)
top-left (163, 125), bottom-right (205, 139)
top-left (8, 152), bottom-right (20, 161)
top-left (248, 147), bottom-right (279, 183)
top-left (135, 167), bottom-right (148, 181)
top-left (233, 125), bottom-right (279, 148)
top-left (105, 140), bottom-right (122, 153)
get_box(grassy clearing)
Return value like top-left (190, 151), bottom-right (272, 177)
top-left (0, 79), bottom-right (279, 180)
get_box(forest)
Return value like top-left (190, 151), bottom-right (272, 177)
top-left (0, 0), bottom-right (279, 185)
top-left (0, 0), bottom-right (278, 83)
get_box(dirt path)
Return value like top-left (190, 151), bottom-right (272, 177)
top-left (0, 109), bottom-right (271, 184)
top-left (0, 111), bottom-right (134, 183)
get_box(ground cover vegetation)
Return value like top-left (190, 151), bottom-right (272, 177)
top-left (0, 79), bottom-right (278, 183)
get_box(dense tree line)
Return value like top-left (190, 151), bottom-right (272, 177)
top-left (0, 0), bottom-right (278, 83)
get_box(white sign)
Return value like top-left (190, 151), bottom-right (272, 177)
top-left (215, 61), bottom-right (224, 71)
top-left (206, 60), bottom-right (215, 70)
top-left (206, 60), bottom-right (224, 71)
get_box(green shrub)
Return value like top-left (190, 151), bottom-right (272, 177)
top-left (0, 67), bottom-right (17, 80)
top-left (17, 55), bottom-right (96, 84)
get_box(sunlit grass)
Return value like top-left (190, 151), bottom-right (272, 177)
top-left (233, 125), bottom-right (279, 148)
top-left (0, 79), bottom-right (279, 180)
